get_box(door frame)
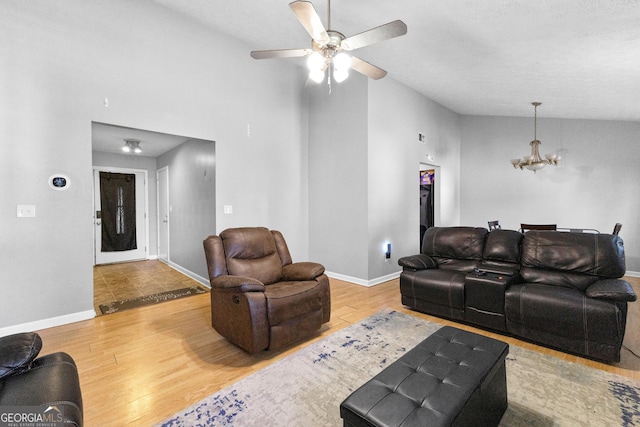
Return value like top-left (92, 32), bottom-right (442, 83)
top-left (93, 166), bottom-right (150, 265)
top-left (156, 166), bottom-right (170, 263)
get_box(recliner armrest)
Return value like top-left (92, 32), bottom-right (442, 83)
top-left (211, 275), bottom-right (265, 292)
top-left (398, 254), bottom-right (438, 270)
top-left (282, 262), bottom-right (325, 281)
top-left (586, 279), bottom-right (637, 302)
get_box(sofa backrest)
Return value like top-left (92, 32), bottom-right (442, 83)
top-left (481, 229), bottom-right (523, 270)
top-left (521, 230), bottom-right (626, 291)
top-left (422, 227), bottom-right (488, 271)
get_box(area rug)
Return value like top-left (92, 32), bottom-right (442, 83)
top-left (99, 286), bottom-right (206, 315)
top-left (157, 310), bottom-right (640, 426)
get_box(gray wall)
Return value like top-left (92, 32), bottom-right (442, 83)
top-left (307, 74), bottom-right (370, 280)
top-left (460, 115), bottom-right (640, 271)
top-left (306, 75), bottom-right (462, 283)
top-left (367, 78), bottom-right (462, 280)
top-left (157, 140), bottom-right (215, 280)
top-left (0, 0), bottom-right (307, 331)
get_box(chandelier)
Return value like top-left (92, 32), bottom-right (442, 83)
top-left (511, 102), bottom-right (560, 172)
top-left (122, 138), bottom-right (142, 154)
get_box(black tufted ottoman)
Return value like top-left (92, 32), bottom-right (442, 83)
top-left (340, 326), bottom-right (509, 427)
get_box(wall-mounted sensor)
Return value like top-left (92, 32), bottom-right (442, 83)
top-left (49, 174), bottom-right (70, 191)
top-left (418, 133), bottom-right (426, 143)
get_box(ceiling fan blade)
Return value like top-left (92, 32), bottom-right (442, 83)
top-left (350, 56), bottom-right (387, 80)
top-left (289, 1), bottom-right (330, 44)
top-left (342, 20), bottom-right (407, 51)
top-left (250, 48), bottom-right (312, 60)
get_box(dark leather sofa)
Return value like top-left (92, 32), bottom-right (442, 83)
top-left (399, 226), bottom-right (637, 362)
top-left (0, 332), bottom-right (83, 426)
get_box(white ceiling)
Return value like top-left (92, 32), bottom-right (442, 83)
top-left (151, 0), bottom-right (640, 122)
top-left (92, 122), bottom-right (193, 158)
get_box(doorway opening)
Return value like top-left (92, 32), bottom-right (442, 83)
top-left (91, 122), bottom-right (215, 314)
top-left (419, 163), bottom-right (440, 248)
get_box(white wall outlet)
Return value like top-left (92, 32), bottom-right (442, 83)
top-left (17, 205), bottom-right (36, 218)
top-left (223, 205), bottom-right (233, 214)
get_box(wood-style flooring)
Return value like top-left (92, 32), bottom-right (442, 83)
top-left (35, 263), bottom-right (640, 426)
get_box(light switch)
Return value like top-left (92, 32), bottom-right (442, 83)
top-left (223, 205), bottom-right (233, 214)
top-left (17, 205), bottom-right (36, 218)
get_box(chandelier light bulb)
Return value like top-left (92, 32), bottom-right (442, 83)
top-left (122, 145), bottom-right (131, 153)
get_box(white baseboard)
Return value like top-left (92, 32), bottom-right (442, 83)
top-left (626, 270), bottom-right (640, 278)
top-left (0, 310), bottom-right (95, 338)
top-left (161, 259), bottom-right (210, 288)
top-left (326, 270), bottom-right (400, 287)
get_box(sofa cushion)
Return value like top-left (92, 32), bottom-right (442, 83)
top-left (0, 332), bottom-right (42, 379)
top-left (422, 227), bottom-right (488, 261)
top-left (521, 231), bottom-right (626, 279)
top-left (483, 229), bottom-right (522, 264)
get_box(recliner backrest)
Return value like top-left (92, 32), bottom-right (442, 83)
top-left (220, 227), bottom-right (284, 285)
top-left (422, 227), bottom-right (488, 271)
top-left (521, 231), bottom-right (626, 291)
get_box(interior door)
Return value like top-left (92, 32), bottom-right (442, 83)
top-left (94, 168), bottom-right (147, 264)
top-left (157, 166), bottom-right (170, 263)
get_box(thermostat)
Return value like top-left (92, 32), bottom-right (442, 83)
top-left (49, 174), bottom-right (70, 191)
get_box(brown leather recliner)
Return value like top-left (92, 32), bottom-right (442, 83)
top-left (203, 227), bottom-right (331, 353)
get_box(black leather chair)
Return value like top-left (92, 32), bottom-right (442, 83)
top-left (0, 332), bottom-right (83, 426)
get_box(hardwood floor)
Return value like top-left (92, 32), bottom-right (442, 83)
top-left (36, 273), bottom-right (640, 426)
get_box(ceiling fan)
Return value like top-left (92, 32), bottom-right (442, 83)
top-left (250, 0), bottom-right (407, 83)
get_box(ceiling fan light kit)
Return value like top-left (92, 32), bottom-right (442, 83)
top-left (250, 0), bottom-right (407, 84)
top-left (511, 102), bottom-right (560, 172)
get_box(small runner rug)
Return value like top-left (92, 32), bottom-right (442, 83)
top-left (157, 310), bottom-right (640, 426)
top-left (99, 286), bottom-right (206, 315)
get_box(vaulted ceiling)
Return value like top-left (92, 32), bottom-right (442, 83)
top-left (152, 0), bottom-right (640, 121)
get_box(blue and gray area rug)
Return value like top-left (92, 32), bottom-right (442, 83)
top-left (157, 310), bottom-right (640, 426)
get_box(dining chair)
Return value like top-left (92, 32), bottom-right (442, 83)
top-left (520, 223), bottom-right (557, 232)
top-left (613, 223), bottom-right (622, 235)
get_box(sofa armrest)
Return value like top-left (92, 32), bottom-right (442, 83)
top-left (282, 262), bottom-right (325, 281)
top-left (586, 279), bottom-right (637, 302)
top-left (211, 275), bottom-right (265, 292)
top-left (398, 254), bottom-right (438, 270)
top-left (0, 332), bottom-right (42, 379)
